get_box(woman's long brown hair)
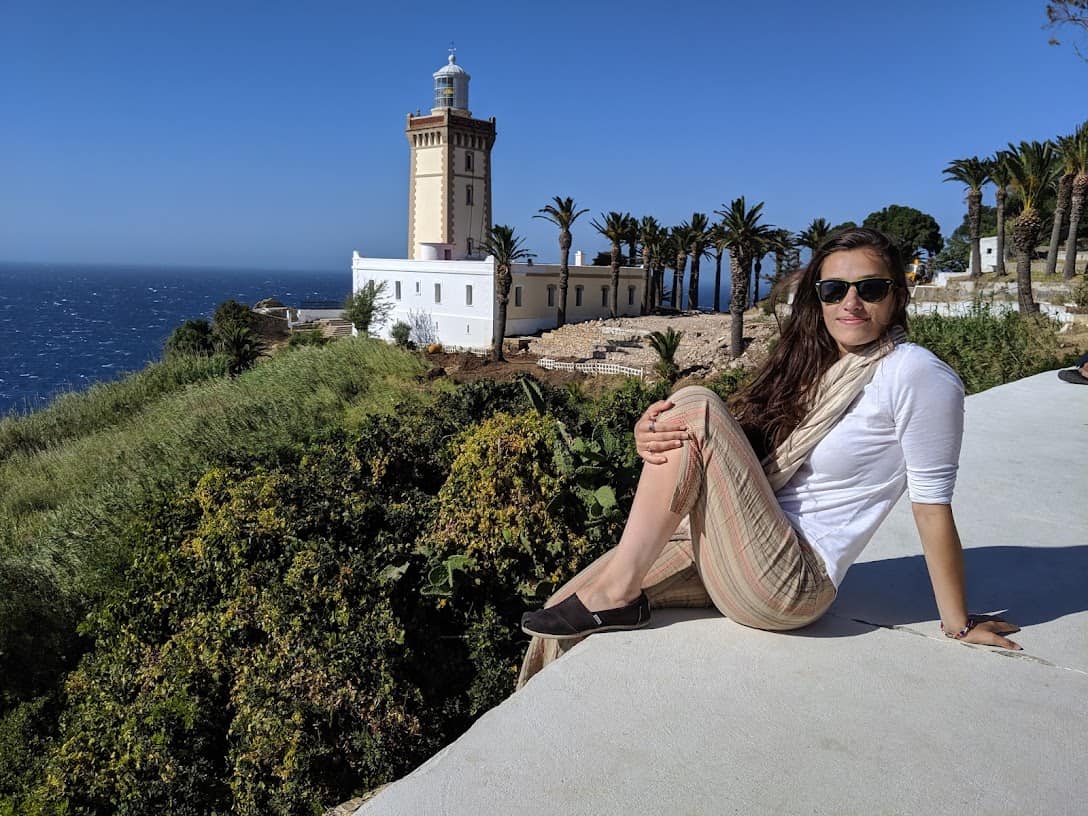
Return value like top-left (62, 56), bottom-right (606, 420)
top-left (730, 227), bottom-right (911, 458)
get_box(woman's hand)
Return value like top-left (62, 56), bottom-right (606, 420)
top-left (951, 614), bottom-right (1022, 651)
top-left (633, 400), bottom-right (691, 465)
top-left (913, 503), bottom-right (1024, 652)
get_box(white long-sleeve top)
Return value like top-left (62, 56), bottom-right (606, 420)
top-left (775, 343), bottom-right (965, 587)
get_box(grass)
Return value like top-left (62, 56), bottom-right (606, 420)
top-left (0, 354), bottom-right (231, 461)
top-left (0, 339), bottom-right (430, 600)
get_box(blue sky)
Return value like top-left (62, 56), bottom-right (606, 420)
top-left (1, 0), bottom-right (1083, 271)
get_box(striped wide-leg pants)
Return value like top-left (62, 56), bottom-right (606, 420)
top-left (517, 385), bottom-right (836, 689)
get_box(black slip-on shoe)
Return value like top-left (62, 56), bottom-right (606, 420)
top-left (521, 592), bottom-right (651, 639)
top-left (1058, 369), bottom-right (1088, 385)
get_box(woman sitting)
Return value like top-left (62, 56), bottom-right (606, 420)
top-left (519, 227), bottom-right (1020, 685)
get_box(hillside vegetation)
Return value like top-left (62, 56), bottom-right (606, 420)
top-left (0, 308), bottom-right (1078, 815)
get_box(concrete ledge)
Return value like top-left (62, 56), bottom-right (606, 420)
top-left (357, 370), bottom-right (1087, 816)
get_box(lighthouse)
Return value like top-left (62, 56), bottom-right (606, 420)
top-left (405, 50), bottom-right (496, 261)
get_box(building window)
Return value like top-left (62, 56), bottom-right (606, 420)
top-left (395, 281), bottom-right (402, 300)
top-left (466, 185), bottom-right (474, 205)
top-left (514, 286), bottom-right (523, 307)
top-left (601, 287), bottom-right (609, 307)
top-left (547, 285), bottom-right (555, 307)
top-left (465, 151), bottom-right (474, 171)
top-left (415, 280), bottom-right (421, 295)
top-left (467, 324), bottom-right (471, 334)
top-left (628, 286), bottom-right (635, 306)
top-left (434, 283), bottom-right (441, 303)
top-left (467, 237), bottom-right (474, 256)
top-left (465, 285), bottom-right (473, 306)
top-left (575, 285), bottom-right (583, 307)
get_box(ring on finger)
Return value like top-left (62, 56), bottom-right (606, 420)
top-left (649, 418), bottom-right (657, 433)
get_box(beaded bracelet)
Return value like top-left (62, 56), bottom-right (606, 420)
top-left (940, 617), bottom-right (977, 639)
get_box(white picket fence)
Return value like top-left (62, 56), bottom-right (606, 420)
top-left (537, 357), bottom-right (645, 379)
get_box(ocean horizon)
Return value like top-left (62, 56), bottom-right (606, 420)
top-left (0, 261), bottom-right (351, 416)
top-left (1, 259), bottom-right (739, 417)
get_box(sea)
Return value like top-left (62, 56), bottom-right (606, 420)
top-left (0, 262), bottom-right (351, 416)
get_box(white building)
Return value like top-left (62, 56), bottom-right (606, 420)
top-left (351, 51), bottom-right (645, 350)
top-left (353, 252), bottom-right (645, 349)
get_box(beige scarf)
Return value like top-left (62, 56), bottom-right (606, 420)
top-left (761, 326), bottom-right (907, 492)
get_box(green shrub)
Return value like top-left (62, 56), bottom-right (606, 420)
top-left (422, 412), bottom-right (592, 594)
top-left (211, 299), bottom-right (254, 339)
top-left (390, 321), bottom-right (412, 348)
top-left (704, 366), bottom-right (753, 402)
top-left (26, 421), bottom-right (446, 815)
top-left (418, 411), bottom-right (615, 710)
top-left (343, 281), bottom-right (392, 335)
top-left (164, 318), bottom-right (215, 358)
top-left (584, 377), bottom-right (669, 446)
top-left (1073, 277), bottom-right (1088, 309)
top-left (910, 302), bottom-right (1065, 394)
top-left (286, 328), bottom-right (330, 348)
top-left (0, 694), bottom-right (59, 815)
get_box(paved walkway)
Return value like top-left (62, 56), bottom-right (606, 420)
top-left (356, 370), bottom-right (1087, 816)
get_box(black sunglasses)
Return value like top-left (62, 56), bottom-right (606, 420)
top-left (815, 277), bottom-right (896, 304)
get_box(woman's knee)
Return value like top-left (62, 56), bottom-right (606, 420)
top-left (662, 385), bottom-right (741, 440)
top-left (668, 385), bottom-right (722, 409)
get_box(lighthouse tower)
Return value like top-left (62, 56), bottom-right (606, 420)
top-left (406, 50), bottom-right (496, 260)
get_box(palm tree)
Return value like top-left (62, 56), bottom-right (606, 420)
top-left (796, 218), bottom-right (832, 259)
top-left (767, 228), bottom-right (796, 290)
top-left (639, 216), bottom-right (662, 313)
top-left (716, 197), bottom-right (773, 357)
top-left (669, 224), bottom-right (692, 309)
top-left (657, 229), bottom-right (680, 308)
top-left (481, 224), bottom-right (535, 360)
top-left (647, 328), bottom-right (683, 383)
top-left (534, 196), bottom-right (589, 327)
top-left (987, 153), bottom-right (1013, 277)
top-left (1045, 134), bottom-right (1076, 278)
top-left (650, 229), bottom-right (670, 308)
top-left (623, 214), bottom-right (641, 270)
top-left (685, 213), bottom-right (711, 310)
top-left (1004, 141), bottom-right (1058, 313)
top-left (708, 222), bottom-right (727, 312)
top-left (590, 211), bottom-right (630, 317)
top-left (943, 156), bottom-right (991, 279)
top-left (748, 231), bottom-right (775, 307)
top-left (215, 324), bottom-right (267, 377)
top-left (1061, 122), bottom-right (1088, 279)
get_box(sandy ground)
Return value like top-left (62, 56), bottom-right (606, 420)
top-left (423, 309), bottom-right (781, 388)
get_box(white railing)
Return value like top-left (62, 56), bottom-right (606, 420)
top-left (537, 358), bottom-right (645, 379)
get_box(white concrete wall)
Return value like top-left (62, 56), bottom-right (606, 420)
top-left (506, 263), bottom-right (644, 333)
top-left (353, 253), bottom-right (495, 348)
top-left (293, 308), bottom-right (343, 324)
top-left (980, 235), bottom-right (998, 273)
